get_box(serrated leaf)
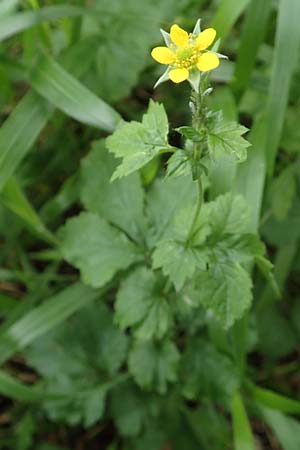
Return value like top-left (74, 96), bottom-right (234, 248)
top-left (208, 193), bottom-right (250, 238)
top-left (166, 150), bottom-right (191, 179)
top-left (83, 386), bottom-right (107, 428)
top-left (152, 201), bottom-right (211, 290)
top-left (25, 303), bottom-right (128, 426)
top-left (59, 212), bottom-right (141, 288)
top-left (216, 233), bottom-right (265, 263)
top-left (208, 120), bottom-right (250, 162)
top-left (115, 267), bottom-right (172, 340)
top-left (106, 100), bottom-right (170, 180)
top-left (110, 383), bottom-right (146, 437)
top-left (80, 140), bottom-right (145, 241)
top-left (196, 261), bottom-right (253, 329)
top-left (128, 339), bottom-right (180, 394)
top-left (152, 239), bottom-right (209, 291)
top-left (176, 126), bottom-right (202, 142)
top-left (181, 338), bottom-right (239, 403)
top-left (146, 176), bottom-right (197, 244)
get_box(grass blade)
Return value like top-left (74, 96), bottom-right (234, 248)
top-left (232, 0), bottom-right (273, 96)
top-left (231, 391), bottom-right (255, 450)
top-left (30, 54), bottom-right (121, 132)
top-left (0, 177), bottom-right (57, 245)
top-left (262, 408), bottom-right (300, 450)
top-left (0, 90), bottom-right (53, 192)
top-left (0, 5), bottom-right (85, 42)
top-left (212, 0), bottom-right (251, 40)
top-left (253, 386), bottom-right (300, 414)
top-left (0, 283), bottom-right (100, 365)
top-left (265, 0), bottom-right (300, 174)
top-left (0, 370), bottom-right (62, 402)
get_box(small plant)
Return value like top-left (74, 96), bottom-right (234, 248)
top-left (23, 19), bottom-right (276, 447)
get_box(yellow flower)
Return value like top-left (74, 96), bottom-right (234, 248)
top-left (151, 20), bottom-right (226, 90)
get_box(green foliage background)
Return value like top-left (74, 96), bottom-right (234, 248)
top-left (0, 0), bottom-right (300, 449)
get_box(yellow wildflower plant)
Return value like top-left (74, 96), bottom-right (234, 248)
top-left (151, 19), bottom-right (226, 90)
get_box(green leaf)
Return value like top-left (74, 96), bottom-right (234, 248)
top-left (0, 177), bottom-right (57, 245)
top-left (82, 386), bottom-right (107, 428)
top-left (152, 239), bottom-right (208, 291)
top-left (110, 383), bottom-right (146, 437)
top-left (30, 54), bottom-right (120, 132)
top-left (80, 140), bottom-right (145, 242)
top-left (262, 408), bottom-right (300, 450)
top-left (129, 339), bottom-right (180, 394)
top-left (231, 391), bottom-right (255, 450)
top-left (115, 267), bottom-right (172, 340)
top-left (176, 126), bottom-right (202, 142)
top-left (181, 339), bottom-right (239, 403)
top-left (208, 120), bottom-right (250, 162)
top-left (166, 150), bottom-right (191, 179)
top-left (90, 0), bottom-right (166, 103)
top-left (265, 0), bottom-right (300, 174)
top-left (106, 100), bottom-right (170, 180)
top-left (232, 0), bottom-right (273, 95)
top-left (212, 0), bottom-right (251, 40)
top-left (25, 303), bottom-right (127, 426)
top-left (208, 193), bottom-right (250, 238)
top-left (271, 166), bottom-right (296, 220)
top-left (196, 261), bottom-right (253, 329)
top-left (0, 91), bottom-right (52, 192)
top-left (252, 386), bottom-right (300, 414)
top-left (146, 176), bottom-right (197, 244)
top-left (0, 5), bottom-right (86, 42)
top-left (59, 212), bottom-right (141, 288)
top-left (0, 370), bottom-right (60, 403)
top-left (0, 283), bottom-right (99, 365)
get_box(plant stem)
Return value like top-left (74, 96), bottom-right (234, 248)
top-left (186, 177), bottom-right (203, 244)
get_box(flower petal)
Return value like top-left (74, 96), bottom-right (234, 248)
top-left (151, 46), bottom-right (175, 64)
top-left (170, 24), bottom-right (189, 47)
top-left (197, 52), bottom-right (219, 72)
top-left (196, 28), bottom-right (216, 50)
top-left (169, 68), bottom-right (189, 83)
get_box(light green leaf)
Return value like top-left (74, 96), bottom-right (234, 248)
top-left (115, 267), bottom-right (172, 340)
top-left (152, 239), bottom-right (208, 291)
top-left (80, 140), bottom-right (145, 242)
top-left (30, 54), bottom-right (120, 132)
top-left (146, 176), bottom-right (197, 244)
top-left (129, 339), bottom-right (180, 394)
top-left (208, 120), bottom-right (250, 163)
top-left (231, 391), bottom-right (255, 450)
top-left (208, 193), bottom-right (250, 238)
top-left (106, 100), bottom-right (170, 180)
top-left (59, 212), bottom-right (141, 288)
top-left (196, 261), bottom-right (253, 329)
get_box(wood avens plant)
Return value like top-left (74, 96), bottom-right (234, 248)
top-left (47, 18), bottom-right (277, 439)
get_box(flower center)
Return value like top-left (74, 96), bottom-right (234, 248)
top-left (174, 45), bottom-right (199, 69)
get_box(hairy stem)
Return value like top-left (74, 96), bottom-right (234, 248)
top-left (186, 177), bottom-right (203, 244)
